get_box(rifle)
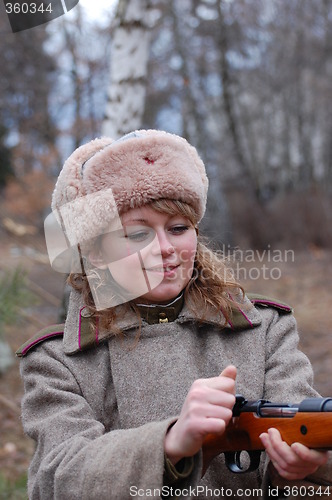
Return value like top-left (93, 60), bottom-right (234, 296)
top-left (202, 394), bottom-right (332, 475)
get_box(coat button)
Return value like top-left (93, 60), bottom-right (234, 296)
top-left (159, 312), bottom-right (168, 323)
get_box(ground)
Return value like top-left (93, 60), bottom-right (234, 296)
top-left (0, 234), bottom-right (331, 484)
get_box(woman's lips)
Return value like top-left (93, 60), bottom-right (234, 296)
top-left (145, 264), bottom-right (179, 276)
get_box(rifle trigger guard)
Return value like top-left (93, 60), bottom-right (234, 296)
top-left (225, 450), bottom-right (261, 474)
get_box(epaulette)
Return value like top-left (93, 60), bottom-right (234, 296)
top-left (228, 293), bottom-right (293, 330)
top-left (16, 324), bottom-right (64, 358)
top-left (247, 293), bottom-right (293, 314)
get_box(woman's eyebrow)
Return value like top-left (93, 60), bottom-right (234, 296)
top-left (122, 218), bottom-right (148, 224)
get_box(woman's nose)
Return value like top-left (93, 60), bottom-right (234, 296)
top-left (152, 230), bottom-right (175, 256)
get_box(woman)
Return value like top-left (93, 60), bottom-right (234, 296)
top-left (18, 130), bottom-right (331, 499)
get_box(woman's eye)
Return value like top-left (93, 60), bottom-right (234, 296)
top-left (126, 231), bottom-right (150, 242)
top-left (169, 225), bottom-right (189, 234)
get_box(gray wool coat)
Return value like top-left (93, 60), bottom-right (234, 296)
top-left (18, 291), bottom-right (332, 500)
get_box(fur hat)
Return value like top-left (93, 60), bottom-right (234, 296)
top-left (50, 130), bottom-right (208, 259)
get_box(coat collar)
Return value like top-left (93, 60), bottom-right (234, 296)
top-left (62, 290), bottom-right (263, 355)
top-left (134, 292), bottom-right (185, 324)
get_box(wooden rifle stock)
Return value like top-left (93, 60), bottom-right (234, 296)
top-left (202, 395), bottom-right (332, 475)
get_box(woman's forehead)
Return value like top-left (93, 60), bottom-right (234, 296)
top-left (121, 205), bottom-right (183, 224)
top-left (120, 200), bottom-right (197, 223)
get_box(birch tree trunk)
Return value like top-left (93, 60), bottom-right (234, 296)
top-left (216, 0), bottom-right (259, 200)
top-left (102, 0), bottom-right (152, 139)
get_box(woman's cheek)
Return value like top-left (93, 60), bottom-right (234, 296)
top-left (107, 251), bottom-right (163, 295)
top-left (108, 253), bottom-right (141, 288)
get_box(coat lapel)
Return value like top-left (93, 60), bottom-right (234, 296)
top-left (63, 290), bottom-right (263, 355)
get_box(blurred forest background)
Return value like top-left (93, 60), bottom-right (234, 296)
top-left (0, 0), bottom-right (332, 496)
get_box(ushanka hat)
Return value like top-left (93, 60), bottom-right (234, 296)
top-left (46, 130), bottom-right (209, 272)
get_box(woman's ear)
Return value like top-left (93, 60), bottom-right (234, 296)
top-left (88, 249), bottom-right (108, 269)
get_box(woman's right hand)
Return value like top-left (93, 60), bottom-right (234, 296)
top-left (164, 365), bottom-right (237, 465)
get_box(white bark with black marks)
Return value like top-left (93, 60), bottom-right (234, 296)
top-left (102, 0), bottom-right (153, 139)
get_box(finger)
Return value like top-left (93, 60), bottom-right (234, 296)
top-left (260, 429), bottom-right (300, 473)
top-left (261, 429), bottom-right (323, 480)
top-left (260, 429), bottom-right (289, 466)
top-left (200, 416), bottom-right (231, 435)
top-left (198, 375), bottom-right (236, 394)
top-left (219, 365), bottom-right (237, 381)
top-left (189, 376), bottom-right (235, 400)
top-left (267, 428), bottom-right (302, 469)
top-left (204, 405), bottom-right (234, 425)
top-left (185, 397), bottom-right (234, 420)
top-left (205, 388), bottom-right (235, 408)
top-left (291, 442), bottom-right (329, 466)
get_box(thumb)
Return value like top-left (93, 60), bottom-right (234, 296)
top-left (219, 365), bottom-right (237, 381)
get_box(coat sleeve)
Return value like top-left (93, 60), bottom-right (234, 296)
top-left (20, 341), bottom-right (201, 500)
top-left (261, 308), bottom-right (332, 490)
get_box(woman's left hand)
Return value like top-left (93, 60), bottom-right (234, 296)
top-left (260, 428), bottom-right (329, 480)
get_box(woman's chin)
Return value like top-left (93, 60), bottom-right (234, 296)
top-left (135, 283), bottom-right (183, 305)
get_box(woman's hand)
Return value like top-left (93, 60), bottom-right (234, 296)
top-left (260, 428), bottom-right (329, 480)
top-left (164, 365), bottom-right (237, 465)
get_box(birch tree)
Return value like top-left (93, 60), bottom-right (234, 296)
top-left (102, 0), bottom-right (154, 138)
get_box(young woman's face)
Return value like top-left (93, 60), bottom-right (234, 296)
top-left (96, 205), bottom-right (197, 304)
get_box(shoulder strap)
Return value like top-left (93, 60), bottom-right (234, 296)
top-left (247, 293), bottom-right (293, 314)
top-left (16, 324), bottom-right (65, 357)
